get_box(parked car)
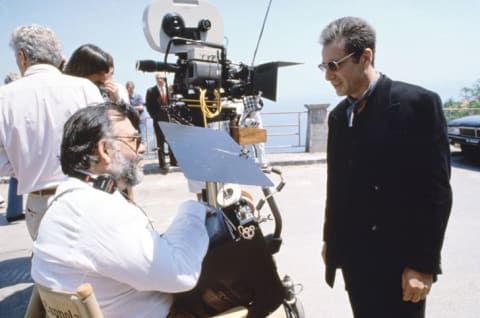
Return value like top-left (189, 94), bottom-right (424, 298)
top-left (448, 114), bottom-right (480, 156)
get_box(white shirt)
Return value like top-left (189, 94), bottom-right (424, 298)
top-left (0, 64), bottom-right (103, 194)
top-left (116, 82), bottom-right (130, 104)
top-left (157, 85), bottom-right (167, 103)
top-left (32, 177), bottom-right (209, 318)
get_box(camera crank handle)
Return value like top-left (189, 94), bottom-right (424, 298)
top-left (256, 199), bottom-right (266, 211)
top-left (271, 167), bottom-right (282, 175)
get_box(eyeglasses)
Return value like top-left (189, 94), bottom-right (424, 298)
top-left (111, 134), bottom-right (142, 153)
top-left (318, 51), bottom-right (356, 72)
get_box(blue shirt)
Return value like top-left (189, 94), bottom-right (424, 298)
top-left (129, 92), bottom-right (144, 107)
top-left (129, 93), bottom-right (149, 122)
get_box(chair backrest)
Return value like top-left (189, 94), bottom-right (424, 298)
top-left (24, 285), bottom-right (46, 318)
top-left (28, 283), bottom-right (103, 318)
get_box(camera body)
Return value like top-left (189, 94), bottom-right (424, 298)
top-left (141, 4), bottom-right (306, 316)
top-left (143, 0), bottom-right (224, 54)
top-left (137, 0), bottom-right (297, 127)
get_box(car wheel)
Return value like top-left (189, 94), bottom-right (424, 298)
top-left (461, 145), bottom-right (480, 161)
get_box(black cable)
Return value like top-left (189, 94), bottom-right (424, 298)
top-left (251, 0), bottom-right (274, 66)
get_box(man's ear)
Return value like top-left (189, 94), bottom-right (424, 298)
top-left (362, 48), bottom-right (374, 67)
top-left (96, 139), bottom-right (113, 165)
top-left (17, 49), bottom-right (29, 73)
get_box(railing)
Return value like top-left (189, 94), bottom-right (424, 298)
top-left (138, 118), bottom-right (157, 158)
top-left (261, 111), bottom-right (307, 151)
top-left (443, 107), bottom-right (480, 121)
top-left (140, 110), bottom-right (308, 157)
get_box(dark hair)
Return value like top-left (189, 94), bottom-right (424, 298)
top-left (60, 102), bottom-right (140, 176)
top-left (319, 16), bottom-right (376, 65)
top-left (64, 44), bottom-right (114, 77)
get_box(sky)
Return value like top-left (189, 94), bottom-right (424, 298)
top-left (1, 0), bottom-right (479, 112)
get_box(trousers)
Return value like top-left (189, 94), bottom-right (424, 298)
top-left (6, 177), bottom-right (23, 218)
top-left (26, 193), bottom-right (54, 240)
top-left (153, 120), bottom-right (177, 168)
top-left (341, 263), bottom-right (426, 318)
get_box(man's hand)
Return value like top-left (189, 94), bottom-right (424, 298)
top-left (102, 80), bottom-right (121, 103)
top-left (134, 104), bottom-right (144, 112)
top-left (201, 202), bottom-right (217, 217)
top-left (401, 267), bottom-right (433, 303)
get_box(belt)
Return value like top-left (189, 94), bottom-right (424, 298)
top-left (30, 187), bottom-right (57, 196)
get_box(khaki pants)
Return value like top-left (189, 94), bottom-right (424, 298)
top-left (26, 193), bottom-right (53, 240)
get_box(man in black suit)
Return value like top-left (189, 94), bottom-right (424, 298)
top-left (319, 17), bottom-right (452, 318)
top-left (145, 72), bottom-right (177, 173)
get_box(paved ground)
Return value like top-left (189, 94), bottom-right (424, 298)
top-left (0, 152), bottom-right (325, 317)
top-left (1, 151), bottom-right (480, 317)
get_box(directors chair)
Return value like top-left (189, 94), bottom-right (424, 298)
top-left (24, 283), bottom-right (103, 318)
top-left (24, 283), bottom-right (287, 318)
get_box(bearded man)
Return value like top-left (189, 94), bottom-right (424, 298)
top-left (31, 102), bottom-right (209, 318)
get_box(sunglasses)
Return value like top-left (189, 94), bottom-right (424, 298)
top-left (111, 134), bottom-right (142, 153)
top-left (318, 51), bottom-right (356, 72)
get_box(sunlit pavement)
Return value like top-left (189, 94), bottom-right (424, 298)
top-left (1, 150), bottom-right (480, 317)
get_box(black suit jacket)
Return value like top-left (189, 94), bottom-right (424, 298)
top-left (324, 74), bottom-right (452, 287)
top-left (145, 85), bottom-right (169, 122)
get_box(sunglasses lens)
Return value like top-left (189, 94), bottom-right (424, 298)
top-left (136, 137), bottom-right (142, 151)
top-left (327, 61), bottom-right (339, 72)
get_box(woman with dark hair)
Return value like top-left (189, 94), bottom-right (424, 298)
top-left (65, 44), bottom-right (128, 104)
top-left (65, 45), bottom-right (139, 201)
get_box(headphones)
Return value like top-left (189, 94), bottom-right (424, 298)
top-left (71, 170), bottom-right (117, 194)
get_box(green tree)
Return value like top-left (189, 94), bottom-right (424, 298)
top-left (460, 79), bottom-right (480, 103)
top-left (444, 98), bottom-right (461, 108)
top-left (444, 79), bottom-right (480, 120)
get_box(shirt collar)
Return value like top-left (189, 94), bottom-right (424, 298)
top-left (345, 72), bottom-right (381, 127)
top-left (347, 72), bottom-right (381, 105)
top-left (23, 64), bottom-right (61, 77)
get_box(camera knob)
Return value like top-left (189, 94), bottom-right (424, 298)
top-left (162, 13), bottom-right (185, 37)
top-left (198, 19), bottom-right (212, 32)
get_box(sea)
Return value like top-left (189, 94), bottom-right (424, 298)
top-left (140, 97), bottom-right (328, 158)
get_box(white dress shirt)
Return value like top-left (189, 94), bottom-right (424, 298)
top-left (117, 82), bottom-right (130, 104)
top-left (0, 64), bottom-right (103, 194)
top-left (32, 177), bottom-right (209, 318)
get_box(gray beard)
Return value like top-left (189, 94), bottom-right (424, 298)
top-left (109, 149), bottom-right (144, 188)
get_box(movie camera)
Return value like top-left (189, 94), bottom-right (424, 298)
top-left (136, 0), bottom-right (298, 127)
top-left (139, 1), bottom-right (304, 317)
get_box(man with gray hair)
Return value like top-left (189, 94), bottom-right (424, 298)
top-left (0, 24), bottom-right (103, 239)
top-left (145, 72), bottom-right (177, 173)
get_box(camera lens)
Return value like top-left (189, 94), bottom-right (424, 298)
top-left (162, 13), bottom-right (185, 37)
top-left (198, 19), bottom-right (212, 32)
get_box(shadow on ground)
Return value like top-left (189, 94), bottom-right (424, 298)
top-left (451, 151), bottom-right (480, 172)
top-left (0, 256), bottom-right (33, 318)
